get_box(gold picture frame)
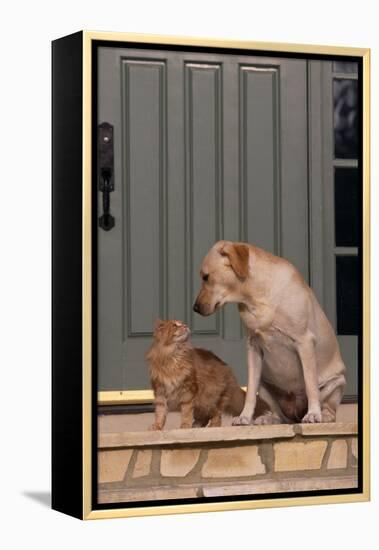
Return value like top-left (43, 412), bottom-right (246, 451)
top-left (52, 30), bottom-right (370, 520)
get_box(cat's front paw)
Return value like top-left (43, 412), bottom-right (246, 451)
top-left (149, 423), bottom-right (163, 431)
top-left (232, 415), bottom-right (251, 426)
top-left (180, 422), bottom-right (192, 429)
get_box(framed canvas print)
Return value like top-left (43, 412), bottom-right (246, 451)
top-left (52, 31), bottom-right (370, 520)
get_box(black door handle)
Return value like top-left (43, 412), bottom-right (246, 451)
top-left (98, 122), bottom-right (115, 231)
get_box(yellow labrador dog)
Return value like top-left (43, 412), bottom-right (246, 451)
top-left (193, 241), bottom-right (346, 425)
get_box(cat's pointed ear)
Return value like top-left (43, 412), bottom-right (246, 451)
top-left (219, 242), bottom-right (249, 280)
top-left (154, 318), bottom-right (164, 330)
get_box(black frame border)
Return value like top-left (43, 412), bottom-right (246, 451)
top-left (52, 31), bottom-right (84, 519)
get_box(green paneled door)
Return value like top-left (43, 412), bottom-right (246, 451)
top-left (97, 46), bottom-right (311, 392)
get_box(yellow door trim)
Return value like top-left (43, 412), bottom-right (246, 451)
top-left (98, 390), bottom-right (154, 405)
top-left (97, 387), bottom-right (249, 405)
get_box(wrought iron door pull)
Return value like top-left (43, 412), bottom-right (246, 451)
top-left (98, 122), bottom-right (115, 231)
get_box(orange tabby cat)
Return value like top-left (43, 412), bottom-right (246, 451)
top-left (145, 319), bottom-right (269, 429)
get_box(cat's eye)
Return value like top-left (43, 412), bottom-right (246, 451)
top-left (202, 274), bottom-right (209, 282)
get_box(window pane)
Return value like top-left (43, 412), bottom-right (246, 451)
top-left (334, 168), bottom-right (360, 247)
top-left (333, 61), bottom-right (358, 73)
top-left (334, 79), bottom-right (358, 159)
top-left (336, 256), bottom-right (360, 335)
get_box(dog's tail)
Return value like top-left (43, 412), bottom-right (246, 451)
top-left (228, 386), bottom-right (246, 416)
top-left (228, 386), bottom-right (271, 419)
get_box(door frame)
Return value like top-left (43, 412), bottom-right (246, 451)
top-left (308, 60), bottom-right (360, 403)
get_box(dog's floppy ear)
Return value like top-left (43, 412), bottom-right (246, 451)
top-left (219, 242), bottom-right (249, 279)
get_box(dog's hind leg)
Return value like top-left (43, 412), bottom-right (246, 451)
top-left (253, 384), bottom-right (289, 425)
top-left (319, 374), bottom-right (346, 422)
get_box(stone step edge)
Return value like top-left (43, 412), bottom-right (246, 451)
top-left (98, 474), bottom-right (358, 504)
top-left (99, 422), bottom-right (358, 449)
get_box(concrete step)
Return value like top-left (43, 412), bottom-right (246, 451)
top-left (97, 420), bottom-right (358, 504)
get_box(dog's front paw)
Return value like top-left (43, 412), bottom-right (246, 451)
top-left (302, 410), bottom-right (322, 423)
top-left (232, 415), bottom-right (251, 426)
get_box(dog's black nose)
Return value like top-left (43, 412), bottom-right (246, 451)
top-left (193, 302), bottom-right (200, 313)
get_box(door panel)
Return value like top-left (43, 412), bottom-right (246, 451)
top-left (186, 62), bottom-right (222, 335)
top-left (97, 47), bottom-right (308, 391)
top-left (240, 65), bottom-right (280, 253)
top-left (123, 60), bottom-right (166, 336)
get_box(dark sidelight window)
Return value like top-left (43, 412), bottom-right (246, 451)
top-left (333, 61), bottom-right (358, 74)
top-left (336, 256), bottom-right (360, 335)
top-left (333, 79), bottom-right (358, 159)
top-left (333, 63), bottom-right (360, 336)
top-left (334, 167), bottom-right (359, 247)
